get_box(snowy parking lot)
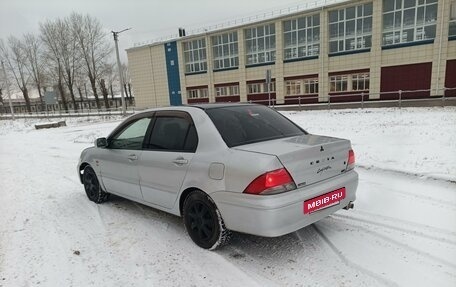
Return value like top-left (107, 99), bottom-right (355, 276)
top-left (1, 107), bottom-right (455, 287)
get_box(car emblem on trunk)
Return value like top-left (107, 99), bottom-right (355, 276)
top-left (317, 166), bottom-right (332, 174)
top-left (320, 146), bottom-right (324, 152)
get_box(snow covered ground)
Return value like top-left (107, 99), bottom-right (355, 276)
top-left (0, 107), bottom-right (455, 287)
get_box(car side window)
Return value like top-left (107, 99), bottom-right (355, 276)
top-left (109, 117), bottom-right (152, 150)
top-left (146, 115), bottom-right (197, 152)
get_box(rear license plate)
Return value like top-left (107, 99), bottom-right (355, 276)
top-left (303, 187), bottom-right (346, 214)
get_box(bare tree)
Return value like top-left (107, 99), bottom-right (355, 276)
top-left (74, 66), bottom-right (87, 108)
top-left (98, 62), bottom-right (117, 109)
top-left (99, 78), bottom-right (109, 109)
top-left (121, 63), bottom-right (133, 104)
top-left (104, 62), bottom-right (117, 100)
top-left (0, 37), bottom-right (32, 113)
top-left (40, 20), bottom-right (68, 111)
top-left (70, 13), bottom-right (112, 110)
top-left (57, 18), bottom-right (79, 111)
top-left (23, 33), bottom-right (45, 108)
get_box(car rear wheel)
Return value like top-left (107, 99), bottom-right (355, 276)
top-left (83, 165), bottom-right (110, 204)
top-left (183, 190), bottom-right (231, 250)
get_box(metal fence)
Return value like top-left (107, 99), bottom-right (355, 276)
top-left (1, 87), bottom-right (455, 119)
top-left (0, 107), bottom-right (137, 120)
top-left (246, 87), bottom-right (456, 110)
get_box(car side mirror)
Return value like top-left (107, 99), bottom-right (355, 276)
top-left (95, 137), bottom-right (108, 148)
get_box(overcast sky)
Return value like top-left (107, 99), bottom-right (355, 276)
top-left (0, 0), bottom-right (342, 62)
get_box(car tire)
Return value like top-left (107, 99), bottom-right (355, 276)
top-left (83, 165), bottom-right (110, 204)
top-left (183, 190), bottom-right (231, 250)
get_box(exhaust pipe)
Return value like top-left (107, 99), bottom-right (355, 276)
top-left (343, 201), bottom-right (354, 210)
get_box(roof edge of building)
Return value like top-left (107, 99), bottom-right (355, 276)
top-left (126, 0), bottom-right (353, 52)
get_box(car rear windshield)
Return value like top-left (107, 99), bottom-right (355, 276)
top-left (205, 105), bottom-right (306, 147)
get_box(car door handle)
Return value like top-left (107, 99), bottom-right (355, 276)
top-left (127, 154), bottom-right (138, 161)
top-left (172, 157), bottom-right (188, 166)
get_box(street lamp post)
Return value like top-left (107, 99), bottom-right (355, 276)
top-left (112, 28), bottom-right (131, 116)
top-left (1, 60), bottom-right (15, 120)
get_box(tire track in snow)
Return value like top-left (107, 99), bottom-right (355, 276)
top-left (222, 244), bottom-right (281, 287)
top-left (349, 210), bottom-right (456, 237)
top-left (371, 189), bottom-right (456, 209)
top-left (312, 225), bottom-right (400, 287)
top-left (328, 219), bottom-right (456, 271)
top-left (357, 165), bottom-right (456, 184)
top-left (332, 214), bottom-right (456, 246)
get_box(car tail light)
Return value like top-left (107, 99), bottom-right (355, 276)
top-left (346, 149), bottom-right (355, 171)
top-left (244, 168), bottom-right (296, 195)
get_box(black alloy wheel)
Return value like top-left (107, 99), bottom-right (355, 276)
top-left (183, 190), bottom-right (231, 250)
top-left (83, 165), bottom-right (109, 203)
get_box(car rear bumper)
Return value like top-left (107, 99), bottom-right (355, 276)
top-left (210, 170), bottom-right (358, 237)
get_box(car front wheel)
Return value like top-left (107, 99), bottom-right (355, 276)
top-left (83, 165), bottom-right (110, 204)
top-left (183, 190), bottom-right (231, 250)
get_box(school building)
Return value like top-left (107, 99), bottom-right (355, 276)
top-left (126, 0), bottom-right (456, 108)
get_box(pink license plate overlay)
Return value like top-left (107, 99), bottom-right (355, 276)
top-left (303, 187), bottom-right (346, 214)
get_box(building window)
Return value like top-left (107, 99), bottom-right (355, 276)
top-left (247, 83), bottom-right (262, 94)
top-left (330, 73), bottom-right (370, 92)
top-left (304, 79), bottom-right (319, 94)
top-left (450, 1), bottom-right (456, 38)
top-left (329, 3), bottom-right (373, 53)
top-left (352, 73), bottom-right (370, 90)
top-left (286, 81), bottom-right (301, 96)
top-left (383, 0), bottom-right (438, 45)
top-left (263, 82), bottom-right (276, 93)
top-left (330, 75), bottom-right (349, 92)
top-left (187, 88), bottom-right (209, 99)
top-left (245, 24), bottom-right (276, 65)
top-left (286, 78), bottom-right (319, 95)
top-left (283, 14), bottom-right (320, 60)
top-left (215, 84), bottom-right (240, 97)
top-left (183, 38), bottom-right (207, 73)
top-left (212, 32), bottom-right (239, 70)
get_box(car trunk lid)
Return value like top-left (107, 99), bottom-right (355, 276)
top-left (234, 134), bottom-right (352, 187)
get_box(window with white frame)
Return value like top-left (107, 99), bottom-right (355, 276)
top-left (283, 14), bottom-right (320, 60)
top-left (187, 88), bottom-right (209, 99)
top-left (449, 1), bottom-right (456, 38)
top-left (212, 32), bottom-right (239, 70)
top-left (304, 79), bottom-right (319, 94)
top-left (329, 3), bottom-right (373, 53)
top-left (286, 81), bottom-right (301, 96)
top-left (263, 82), bottom-right (276, 93)
top-left (286, 79), bottom-right (319, 95)
top-left (352, 73), bottom-right (370, 91)
top-left (183, 38), bottom-right (207, 73)
top-left (247, 83), bottom-right (262, 94)
top-left (215, 84), bottom-right (240, 97)
top-left (245, 24), bottom-right (276, 65)
top-left (330, 75), bottom-right (349, 92)
top-left (383, 0), bottom-right (438, 45)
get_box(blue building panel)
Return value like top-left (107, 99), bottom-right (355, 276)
top-left (164, 41), bottom-right (182, 106)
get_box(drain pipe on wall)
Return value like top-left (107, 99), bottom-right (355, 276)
top-left (435, 0), bottom-right (445, 96)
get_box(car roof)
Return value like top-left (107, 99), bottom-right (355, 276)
top-left (188, 103), bottom-right (258, 110)
top-left (136, 103), bottom-right (260, 115)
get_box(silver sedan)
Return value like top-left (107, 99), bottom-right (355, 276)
top-left (78, 104), bottom-right (358, 249)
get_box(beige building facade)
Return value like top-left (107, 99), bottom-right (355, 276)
top-left (127, 0), bottom-right (456, 108)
